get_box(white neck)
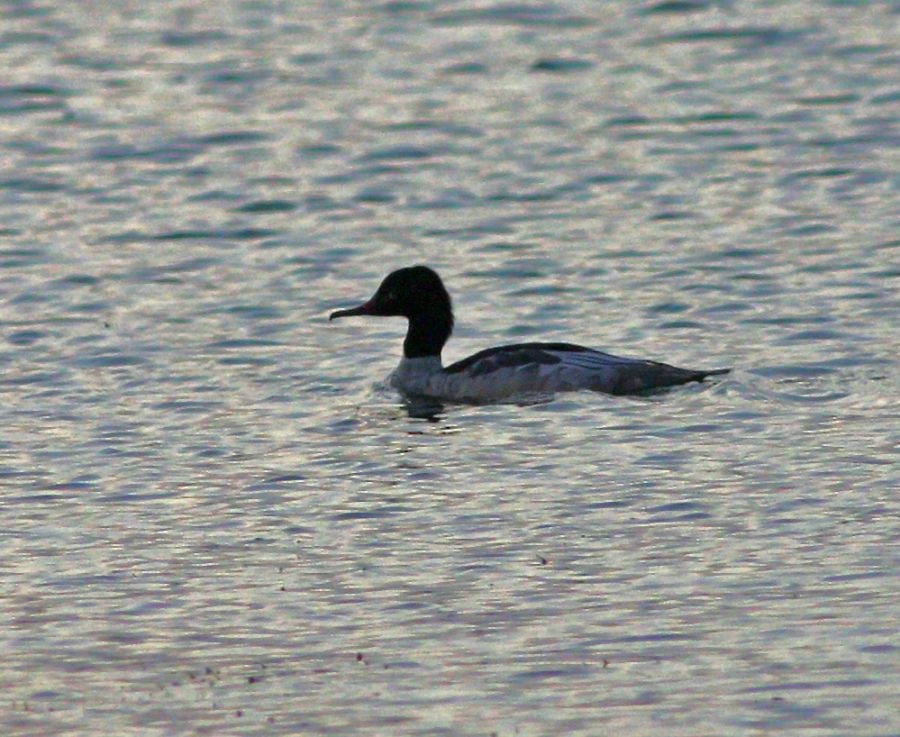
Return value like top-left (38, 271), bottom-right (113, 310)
top-left (390, 356), bottom-right (444, 395)
top-left (396, 356), bottom-right (443, 373)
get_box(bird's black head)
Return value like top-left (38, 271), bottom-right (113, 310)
top-left (329, 266), bottom-right (454, 358)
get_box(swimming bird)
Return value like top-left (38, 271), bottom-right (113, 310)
top-left (329, 266), bottom-right (729, 402)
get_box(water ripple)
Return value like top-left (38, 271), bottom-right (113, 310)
top-left (1, 1), bottom-right (898, 735)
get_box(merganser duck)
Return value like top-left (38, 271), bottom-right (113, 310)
top-left (330, 266), bottom-right (729, 402)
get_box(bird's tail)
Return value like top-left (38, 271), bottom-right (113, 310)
top-left (701, 368), bottom-right (731, 378)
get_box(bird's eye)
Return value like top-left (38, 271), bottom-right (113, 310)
top-left (386, 291), bottom-right (397, 302)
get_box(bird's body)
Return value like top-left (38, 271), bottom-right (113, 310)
top-left (330, 266), bottom-right (729, 403)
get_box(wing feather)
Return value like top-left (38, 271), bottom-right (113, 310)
top-left (440, 341), bottom-right (727, 396)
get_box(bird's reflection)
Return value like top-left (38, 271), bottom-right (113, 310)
top-left (403, 395), bottom-right (445, 421)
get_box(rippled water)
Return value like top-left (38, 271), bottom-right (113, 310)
top-left (2, 1), bottom-right (899, 735)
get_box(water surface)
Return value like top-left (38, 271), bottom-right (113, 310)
top-left (1, 1), bottom-right (898, 735)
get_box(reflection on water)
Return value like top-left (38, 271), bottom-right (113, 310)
top-left (403, 396), bottom-right (446, 421)
top-left (1, 1), bottom-right (899, 735)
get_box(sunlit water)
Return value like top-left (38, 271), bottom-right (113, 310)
top-left (2, 1), bottom-right (898, 735)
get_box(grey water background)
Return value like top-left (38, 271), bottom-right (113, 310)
top-left (1, 0), bottom-right (899, 734)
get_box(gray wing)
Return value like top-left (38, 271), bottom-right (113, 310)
top-left (553, 349), bottom-right (728, 393)
top-left (444, 342), bottom-right (728, 395)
